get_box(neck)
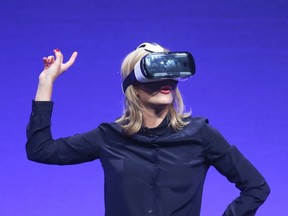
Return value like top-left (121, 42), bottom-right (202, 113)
top-left (142, 106), bottom-right (169, 128)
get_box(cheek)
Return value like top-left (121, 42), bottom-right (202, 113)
top-left (135, 89), bottom-right (151, 101)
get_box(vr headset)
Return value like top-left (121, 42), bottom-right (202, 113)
top-left (122, 42), bottom-right (196, 93)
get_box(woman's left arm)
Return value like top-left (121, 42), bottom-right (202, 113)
top-left (202, 123), bottom-right (270, 216)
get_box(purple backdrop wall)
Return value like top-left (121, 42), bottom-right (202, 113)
top-left (0, 0), bottom-right (287, 215)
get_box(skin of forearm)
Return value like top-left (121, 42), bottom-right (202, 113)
top-left (35, 80), bottom-right (54, 101)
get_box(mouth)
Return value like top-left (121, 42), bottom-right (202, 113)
top-left (159, 85), bottom-right (172, 94)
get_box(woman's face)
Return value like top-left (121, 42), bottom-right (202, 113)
top-left (134, 80), bottom-right (178, 111)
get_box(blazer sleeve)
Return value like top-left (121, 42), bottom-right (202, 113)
top-left (201, 122), bottom-right (270, 216)
top-left (26, 101), bottom-right (103, 165)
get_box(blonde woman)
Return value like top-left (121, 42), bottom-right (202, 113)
top-left (26, 43), bottom-right (270, 216)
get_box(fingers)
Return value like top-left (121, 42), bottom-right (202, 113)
top-left (43, 55), bottom-right (55, 68)
top-left (42, 49), bottom-right (78, 72)
top-left (53, 48), bottom-right (63, 65)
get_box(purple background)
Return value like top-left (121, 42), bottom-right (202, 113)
top-left (0, 0), bottom-right (287, 215)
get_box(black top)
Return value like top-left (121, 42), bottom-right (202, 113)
top-left (26, 101), bottom-right (270, 216)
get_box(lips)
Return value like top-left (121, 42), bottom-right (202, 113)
top-left (160, 85), bottom-right (172, 94)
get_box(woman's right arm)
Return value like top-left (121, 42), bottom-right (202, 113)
top-left (26, 49), bottom-right (102, 165)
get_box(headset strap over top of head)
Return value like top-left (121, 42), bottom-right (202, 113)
top-left (136, 42), bottom-right (165, 53)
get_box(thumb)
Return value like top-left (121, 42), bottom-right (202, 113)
top-left (62, 51), bottom-right (78, 71)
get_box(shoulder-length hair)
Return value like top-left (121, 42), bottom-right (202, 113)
top-left (115, 46), bottom-right (191, 135)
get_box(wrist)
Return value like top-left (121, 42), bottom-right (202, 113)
top-left (38, 75), bottom-right (55, 85)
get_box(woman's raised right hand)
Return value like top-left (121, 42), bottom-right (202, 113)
top-left (35, 49), bottom-right (78, 101)
top-left (39, 49), bottom-right (78, 83)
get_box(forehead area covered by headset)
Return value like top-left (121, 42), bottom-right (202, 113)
top-left (121, 42), bottom-right (196, 93)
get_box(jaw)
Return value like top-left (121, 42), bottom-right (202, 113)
top-left (142, 95), bottom-right (173, 115)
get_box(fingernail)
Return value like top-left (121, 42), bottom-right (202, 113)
top-left (55, 48), bottom-right (60, 52)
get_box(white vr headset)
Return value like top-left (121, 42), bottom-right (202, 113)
top-left (122, 42), bottom-right (196, 93)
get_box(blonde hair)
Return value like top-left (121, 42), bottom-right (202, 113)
top-left (115, 46), bottom-right (191, 135)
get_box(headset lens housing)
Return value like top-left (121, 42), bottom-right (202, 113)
top-left (141, 52), bottom-right (195, 79)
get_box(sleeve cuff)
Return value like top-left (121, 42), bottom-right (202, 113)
top-left (32, 100), bottom-right (54, 112)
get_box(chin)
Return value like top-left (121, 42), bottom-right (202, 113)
top-left (154, 99), bottom-right (173, 106)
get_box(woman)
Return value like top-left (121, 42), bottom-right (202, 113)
top-left (26, 43), bottom-right (270, 216)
